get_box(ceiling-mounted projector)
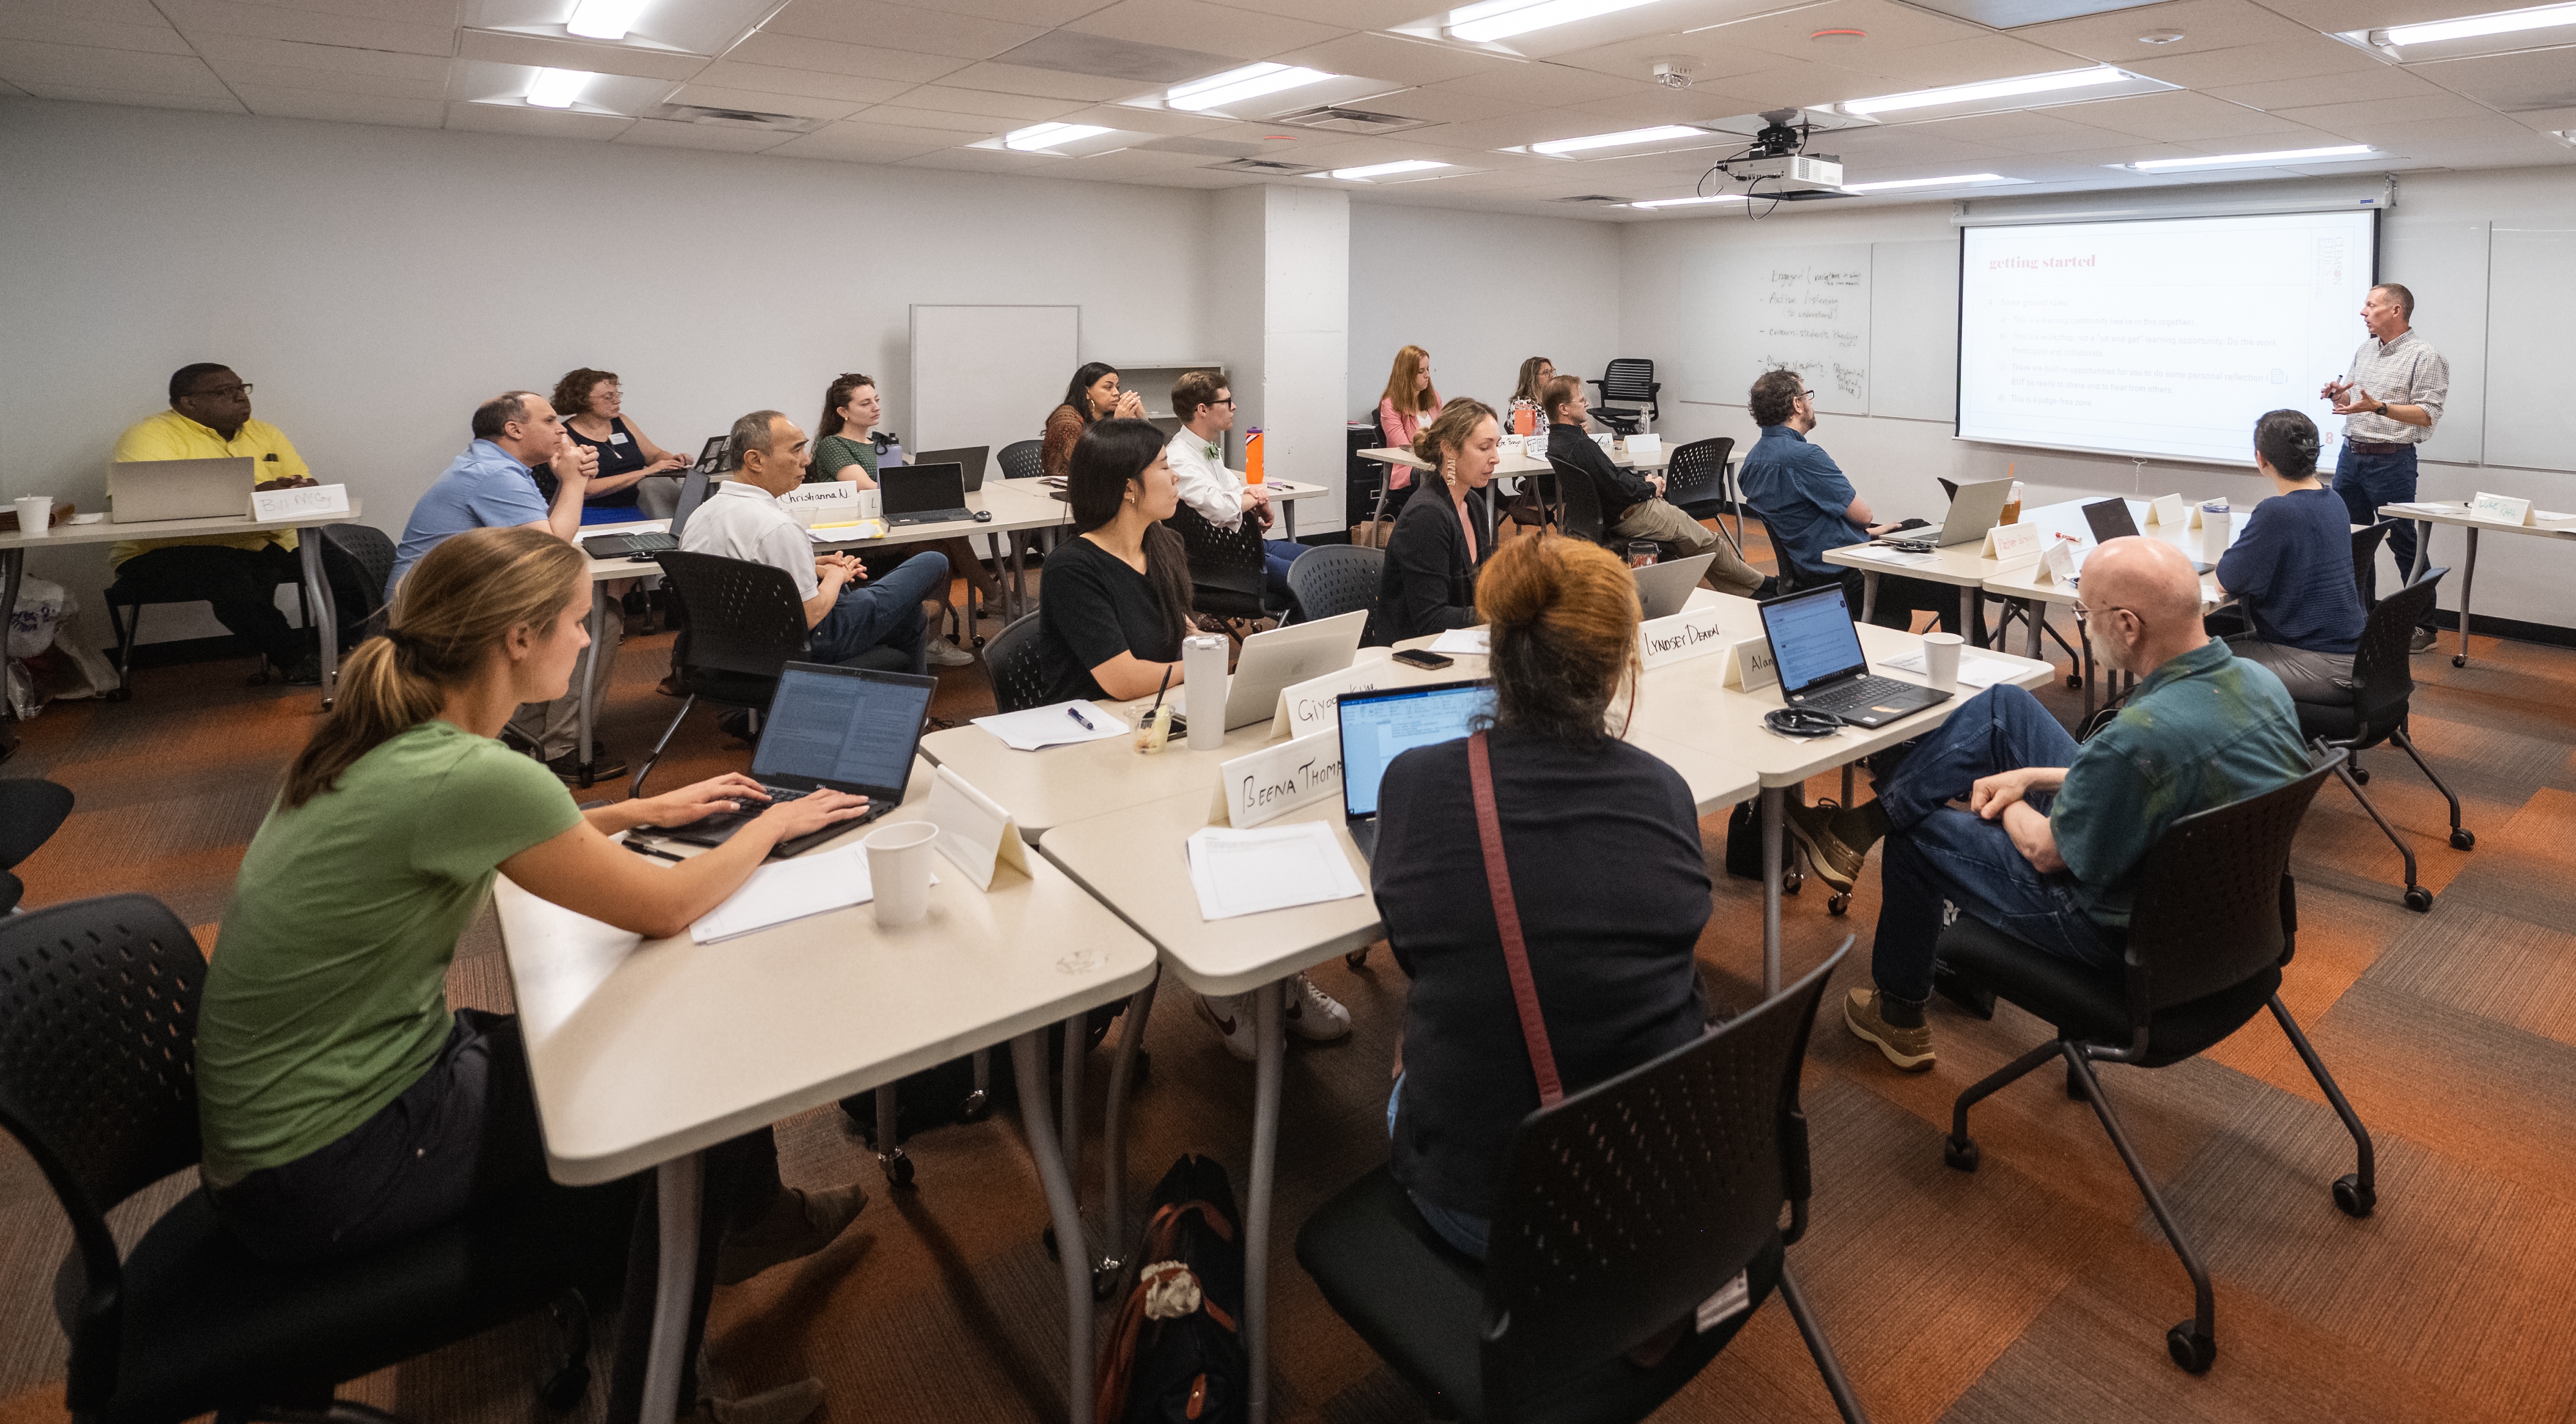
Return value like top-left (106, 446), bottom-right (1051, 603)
top-left (1708, 109), bottom-right (1843, 191)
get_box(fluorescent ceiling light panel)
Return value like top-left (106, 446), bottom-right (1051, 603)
top-left (2123, 144), bottom-right (2375, 170)
top-left (1444, 0), bottom-right (1663, 43)
top-left (1631, 193), bottom-right (1749, 208)
top-left (2382, 1), bottom-right (2576, 45)
top-left (1842, 65), bottom-right (2132, 116)
top-left (1330, 159), bottom-right (1451, 180)
top-left (524, 68), bottom-right (591, 108)
top-left (564, 0), bottom-right (650, 40)
top-left (1841, 173), bottom-right (2023, 191)
top-left (1004, 122), bottom-right (1112, 151)
top-left (1166, 63), bottom-right (1335, 112)
top-left (1531, 124), bottom-right (1704, 156)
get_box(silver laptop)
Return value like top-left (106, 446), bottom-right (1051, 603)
top-left (1632, 552), bottom-right (1718, 619)
top-left (108, 457), bottom-right (254, 523)
top-left (1221, 609), bottom-right (1367, 729)
top-left (908, 446), bottom-right (990, 493)
top-left (1881, 477), bottom-right (2013, 552)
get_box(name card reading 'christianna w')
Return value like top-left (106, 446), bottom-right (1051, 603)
top-left (1636, 605), bottom-right (1732, 673)
top-left (1220, 732), bottom-right (1345, 829)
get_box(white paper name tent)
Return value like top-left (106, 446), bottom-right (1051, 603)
top-left (249, 483), bottom-right (352, 521)
top-left (1981, 522), bottom-right (2041, 562)
top-left (1221, 732), bottom-right (1345, 830)
top-left (923, 766), bottom-right (1028, 890)
top-left (2038, 537), bottom-right (2085, 585)
top-left (2471, 492), bottom-right (2534, 526)
top-left (1636, 605), bottom-right (1732, 674)
top-left (1721, 637), bottom-right (1779, 692)
top-left (970, 701), bottom-right (1128, 752)
top-left (1271, 654), bottom-right (1399, 740)
top-left (2145, 493), bottom-right (2186, 526)
top-left (782, 483), bottom-right (860, 526)
top-left (1185, 821), bottom-right (1365, 922)
top-left (1625, 433), bottom-right (1663, 461)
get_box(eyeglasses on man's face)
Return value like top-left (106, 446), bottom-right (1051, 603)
top-left (188, 383), bottom-right (252, 399)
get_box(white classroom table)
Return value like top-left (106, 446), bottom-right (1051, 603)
top-left (0, 501), bottom-right (358, 711)
top-left (492, 757), bottom-right (1157, 1424)
top-left (1253, 479), bottom-right (1330, 539)
top-left (1359, 438), bottom-right (1679, 543)
top-left (2382, 500), bottom-right (2576, 668)
top-left (1824, 538), bottom-right (2017, 650)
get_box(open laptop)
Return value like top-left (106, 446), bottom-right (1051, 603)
top-left (645, 662), bottom-right (936, 858)
top-left (1878, 477), bottom-right (2013, 552)
top-left (2082, 497), bottom-right (2211, 573)
top-left (1336, 679), bottom-right (1495, 863)
top-left (691, 436), bottom-right (728, 474)
top-left (1757, 583), bottom-right (1950, 729)
top-left (1632, 552), bottom-right (1718, 619)
top-left (909, 446), bottom-right (990, 493)
top-left (108, 457), bottom-right (253, 523)
top-left (1222, 609), bottom-right (1367, 729)
top-left (882, 462), bottom-right (971, 527)
top-left (580, 466), bottom-right (711, 561)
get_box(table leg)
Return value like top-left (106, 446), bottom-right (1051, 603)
top-left (1761, 785), bottom-right (1784, 998)
top-left (639, 1154), bottom-right (702, 1424)
top-left (1060, 1011), bottom-right (1086, 1222)
top-left (577, 582), bottom-right (605, 788)
top-left (1281, 495), bottom-right (1297, 542)
top-left (1244, 978), bottom-right (1285, 1424)
top-left (2024, 599), bottom-right (2043, 662)
top-left (298, 535), bottom-right (341, 710)
top-left (1099, 973), bottom-right (1158, 1292)
top-left (2454, 526), bottom-right (2478, 668)
top-left (1859, 571), bottom-right (1879, 626)
top-left (1961, 585), bottom-right (1983, 650)
top-left (2409, 518), bottom-right (2431, 584)
top-left (1014, 1030), bottom-right (1095, 1424)
top-left (1006, 534), bottom-right (1027, 625)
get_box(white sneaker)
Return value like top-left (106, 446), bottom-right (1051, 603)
top-left (1195, 992), bottom-right (1257, 1062)
top-left (924, 637), bottom-right (976, 667)
top-left (1283, 971), bottom-right (1352, 1043)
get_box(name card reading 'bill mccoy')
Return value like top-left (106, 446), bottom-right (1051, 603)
top-left (1219, 731), bottom-right (1345, 829)
top-left (1636, 605), bottom-right (1731, 674)
top-left (249, 483), bottom-right (351, 521)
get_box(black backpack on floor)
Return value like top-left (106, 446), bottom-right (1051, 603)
top-left (1096, 1154), bottom-right (1248, 1424)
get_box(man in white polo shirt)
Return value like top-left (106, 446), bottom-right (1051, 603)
top-left (2322, 281), bottom-right (2449, 651)
top-left (1164, 371), bottom-right (1308, 606)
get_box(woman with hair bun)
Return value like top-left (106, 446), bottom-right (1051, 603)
top-left (2214, 408), bottom-right (2367, 703)
top-left (1369, 533), bottom-right (1712, 1258)
top-left (549, 367), bottom-right (690, 519)
top-left (1365, 398), bottom-right (1500, 645)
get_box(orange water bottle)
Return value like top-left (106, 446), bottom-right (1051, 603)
top-left (1512, 399), bottom-right (1536, 437)
top-left (1245, 428), bottom-right (1264, 484)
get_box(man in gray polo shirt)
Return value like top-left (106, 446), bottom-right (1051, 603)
top-left (2323, 281), bottom-right (2448, 650)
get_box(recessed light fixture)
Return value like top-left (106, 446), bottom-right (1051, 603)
top-left (1328, 159), bottom-right (1452, 180)
top-left (2138, 29), bottom-right (2185, 43)
top-left (525, 68), bottom-right (591, 108)
top-left (1842, 65), bottom-right (2135, 116)
top-left (2551, 128), bottom-right (2576, 147)
top-left (1004, 122), bottom-right (1113, 151)
top-left (2383, 0), bottom-right (2576, 46)
top-left (1167, 63), bottom-right (1337, 112)
top-left (564, 0), bottom-right (650, 41)
top-left (1840, 173), bottom-right (2024, 192)
top-left (1811, 27), bottom-right (1867, 42)
top-left (2122, 144), bottom-right (2376, 171)
top-left (1443, 0), bottom-right (1662, 44)
top-left (1530, 123), bottom-right (1707, 156)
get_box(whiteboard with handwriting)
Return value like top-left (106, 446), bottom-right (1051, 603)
top-left (1679, 243), bottom-right (1873, 415)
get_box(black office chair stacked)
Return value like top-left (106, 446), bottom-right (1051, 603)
top-left (1299, 945), bottom-right (1869, 1424)
top-left (104, 560), bottom-right (309, 699)
top-left (1165, 503), bottom-right (1279, 626)
top-left (2297, 569), bottom-right (2468, 912)
top-left (982, 611), bottom-right (1052, 715)
top-left (1285, 545), bottom-right (1382, 625)
top-left (0, 893), bottom-right (627, 1424)
top-left (1932, 756), bottom-right (2374, 1374)
top-left (1585, 359), bottom-right (1661, 438)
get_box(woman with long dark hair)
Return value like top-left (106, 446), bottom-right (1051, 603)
top-left (1042, 362), bottom-right (1146, 480)
top-left (1036, 417), bottom-right (1194, 703)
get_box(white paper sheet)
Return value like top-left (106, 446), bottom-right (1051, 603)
top-left (688, 844), bottom-right (938, 944)
top-left (1184, 821), bottom-right (1366, 921)
top-left (970, 700), bottom-right (1130, 751)
top-left (1426, 627), bottom-right (1490, 656)
top-left (1878, 648), bottom-right (2023, 690)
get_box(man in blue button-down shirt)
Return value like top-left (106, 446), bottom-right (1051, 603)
top-left (1736, 369), bottom-right (1966, 634)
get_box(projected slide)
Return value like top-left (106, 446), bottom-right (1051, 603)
top-left (1958, 211), bottom-right (2376, 466)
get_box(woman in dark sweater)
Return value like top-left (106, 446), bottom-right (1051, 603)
top-left (1036, 418), bottom-right (1196, 704)
top-left (1365, 399), bottom-right (1499, 646)
top-left (2215, 409), bottom-right (2367, 704)
top-left (1372, 533), bottom-right (1712, 1257)
top-left (1041, 362), bottom-right (1147, 481)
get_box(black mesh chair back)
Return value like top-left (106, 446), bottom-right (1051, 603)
top-left (0, 778), bottom-right (74, 869)
top-left (2122, 758), bottom-right (2337, 1013)
top-left (1286, 545), bottom-right (1383, 625)
top-left (650, 550), bottom-right (810, 680)
top-left (2339, 570), bottom-right (2440, 745)
top-left (319, 522), bottom-right (396, 639)
top-left (1166, 503), bottom-right (1269, 620)
top-left (1590, 360), bottom-right (1662, 436)
top-left (1547, 456), bottom-right (1610, 547)
top-left (997, 439), bottom-right (1046, 482)
top-left (1663, 438), bottom-right (1733, 516)
top-left (984, 612), bottom-right (1052, 714)
top-left (2349, 524), bottom-right (2390, 606)
top-left (1478, 944), bottom-right (1845, 1412)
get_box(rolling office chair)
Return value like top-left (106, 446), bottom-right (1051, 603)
top-left (2349, 523), bottom-right (2390, 603)
top-left (1664, 437), bottom-right (1738, 550)
top-left (316, 523), bottom-right (395, 645)
top-left (1284, 545), bottom-right (1382, 625)
top-left (2296, 570), bottom-right (2468, 912)
top-left (0, 776), bottom-right (74, 914)
top-left (103, 560), bottom-right (310, 700)
top-left (982, 612), bottom-right (1052, 715)
top-left (1585, 359), bottom-right (1662, 437)
top-left (1932, 755), bottom-right (2373, 1375)
top-left (0, 893), bottom-right (627, 1424)
top-left (1165, 503), bottom-right (1281, 627)
top-left (1545, 456), bottom-right (1616, 550)
top-left (995, 439), bottom-right (1057, 567)
top-left (1298, 944), bottom-right (1868, 1424)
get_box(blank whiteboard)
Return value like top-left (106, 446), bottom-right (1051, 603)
top-left (910, 305), bottom-right (1079, 462)
top-left (2483, 227), bottom-right (2576, 474)
top-left (1869, 239), bottom-right (1958, 423)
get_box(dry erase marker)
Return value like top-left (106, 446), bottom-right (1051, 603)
top-left (1067, 704), bottom-right (1098, 732)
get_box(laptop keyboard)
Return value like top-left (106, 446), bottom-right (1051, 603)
top-left (1791, 675), bottom-right (1924, 716)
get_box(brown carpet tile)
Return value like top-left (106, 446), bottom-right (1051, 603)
top-left (4, 539), bottom-right (2575, 1424)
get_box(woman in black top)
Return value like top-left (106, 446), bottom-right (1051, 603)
top-left (549, 368), bottom-right (689, 520)
top-left (1037, 418), bottom-right (1196, 704)
top-left (1365, 399), bottom-right (1500, 646)
top-left (1373, 533), bottom-right (1712, 1258)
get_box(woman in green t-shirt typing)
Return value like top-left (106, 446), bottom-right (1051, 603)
top-left (198, 525), bottom-right (875, 1267)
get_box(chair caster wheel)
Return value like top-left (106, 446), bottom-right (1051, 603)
top-left (1346, 946), bottom-right (1371, 969)
top-left (958, 1089), bottom-right (992, 1123)
top-left (2066, 675), bottom-right (2083, 690)
top-left (2452, 655), bottom-right (2466, 667)
top-left (2351, 766), bottom-right (2370, 785)
top-left (1784, 869), bottom-right (1804, 896)
top-left (2403, 886), bottom-right (2433, 912)
top-left (1827, 892), bottom-right (1849, 916)
top-left (539, 1362), bottom-right (591, 1411)
top-left (1944, 1136), bottom-right (1979, 1172)
top-left (879, 1151), bottom-right (915, 1188)
top-left (2167, 1324), bottom-right (2215, 1374)
top-left (2333, 1173), bottom-right (2375, 1218)
top-left (1092, 1260), bottom-right (1122, 1301)
top-left (2450, 828), bottom-right (2474, 851)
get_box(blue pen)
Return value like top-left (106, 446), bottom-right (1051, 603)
top-left (1066, 704), bottom-right (1098, 732)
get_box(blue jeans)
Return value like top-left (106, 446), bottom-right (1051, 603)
top-left (2335, 443), bottom-right (2430, 628)
top-left (1263, 538), bottom-right (1307, 606)
top-left (811, 551), bottom-right (946, 666)
top-left (1871, 685), bottom-right (2120, 1005)
top-left (1387, 1075), bottom-right (1490, 1259)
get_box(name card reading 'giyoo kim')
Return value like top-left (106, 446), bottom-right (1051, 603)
top-left (1220, 732), bottom-right (1345, 829)
top-left (249, 483), bottom-right (351, 521)
top-left (1636, 605), bottom-right (1731, 673)
top-left (1271, 656), bottom-right (1396, 740)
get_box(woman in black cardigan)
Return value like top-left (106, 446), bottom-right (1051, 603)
top-left (1364, 398), bottom-right (1500, 646)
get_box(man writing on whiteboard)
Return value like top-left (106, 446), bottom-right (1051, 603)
top-left (2323, 282), bottom-right (2447, 652)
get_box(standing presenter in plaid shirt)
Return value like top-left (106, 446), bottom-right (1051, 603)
top-left (2323, 282), bottom-right (2449, 652)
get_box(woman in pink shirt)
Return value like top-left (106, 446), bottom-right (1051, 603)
top-left (1375, 346), bottom-right (1443, 490)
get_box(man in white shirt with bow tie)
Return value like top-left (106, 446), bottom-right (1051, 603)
top-left (1163, 371), bottom-right (1309, 605)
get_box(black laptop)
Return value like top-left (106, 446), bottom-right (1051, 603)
top-left (642, 662), bottom-right (936, 858)
top-left (1335, 679), bottom-right (1495, 863)
top-left (2082, 497), bottom-right (2211, 573)
top-left (580, 466), bottom-right (711, 562)
top-left (881, 461), bottom-right (972, 527)
top-left (908, 446), bottom-right (990, 492)
top-left (1757, 583), bottom-right (1949, 729)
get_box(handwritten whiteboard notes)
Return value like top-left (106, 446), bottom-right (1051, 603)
top-left (1688, 243), bottom-right (1874, 416)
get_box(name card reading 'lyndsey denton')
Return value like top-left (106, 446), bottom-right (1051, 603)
top-left (1636, 605), bottom-right (1732, 673)
top-left (249, 482), bottom-right (350, 521)
top-left (1981, 522), bottom-right (2041, 562)
top-left (1271, 653), bottom-right (1397, 740)
top-left (1220, 731), bottom-right (1344, 829)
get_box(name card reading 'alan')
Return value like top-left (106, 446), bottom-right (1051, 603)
top-left (249, 482), bottom-right (351, 521)
top-left (1220, 731), bottom-right (1344, 829)
top-left (1271, 655), bottom-right (1395, 740)
top-left (1721, 635), bottom-right (1778, 692)
top-left (1636, 605), bottom-right (1731, 673)
top-left (1981, 522), bottom-right (2040, 562)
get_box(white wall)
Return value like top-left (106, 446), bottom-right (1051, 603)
top-left (0, 99), bottom-right (1216, 642)
top-left (1622, 168), bottom-right (2576, 632)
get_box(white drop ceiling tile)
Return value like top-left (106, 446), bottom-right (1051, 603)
top-left (722, 32), bottom-right (968, 84)
top-left (204, 59), bottom-right (447, 98)
top-left (0, 11), bottom-right (194, 54)
top-left (888, 0), bottom-right (1107, 23)
top-left (1500, 0), bottom-right (1824, 60)
top-left (2163, 121), bottom-right (2350, 152)
top-left (2006, 0), bottom-right (2322, 63)
top-left (668, 84), bottom-right (865, 120)
top-left (1998, 140), bottom-right (2203, 172)
top-left (2510, 103), bottom-right (2576, 129)
top-left (1399, 107), bottom-right (1607, 149)
top-left (611, 116), bottom-right (795, 150)
top-left (808, 115), bottom-right (993, 145)
top-left (2268, 91), bottom-right (2496, 131)
top-left (457, 30), bottom-right (709, 81)
top-left (2053, 87), bottom-right (2308, 139)
top-left (2125, 36), bottom-right (2393, 89)
top-left (1907, 108), bottom-right (2139, 152)
top-left (1432, 60), bottom-right (1648, 105)
top-left (2204, 65), bottom-right (2445, 112)
top-left (232, 84), bottom-right (445, 126)
top-left (1339, 83), bottom-right (1525, 122)
top-left (228, 0), bottom-right (456, 20)
top-left (1546, 32), bottom-right (1796, 84)
top-left (1552, 87), bottom-right (1772, 125)
top-left (0, 41), bottom-right (233, 97)
top-left (15, 81), bottom-right (245, 111)
top-left (848, 100), bottom-right (1010, 131)
top-left (760, 131), bottom-right (946, 163)
top-left (2411, 49), bottom-right (2576, 114)
top-left (933, 60), bottom-right (1148, 100)
top-left (1850, 33), bottom-right (2125, 87)
top-left (1201, 0), bottom-right (1444, 29)
top-left (891, 83), bottom-right (1086, 119)
top-left (188, 32), bottom-right (450, 78)
top-left (1827, 124), bottom-right (2014, 167)
top-left (893, 145), bottom-right (1057, 170)
top-left (759, 0), bottom-right (1046, 61)
top-left (1056, 99), bottom-right (1244, 131)
top-left (1678, 56), bottom-right (1884, 109)
top-left (2254, 0), bottom-right (2474, 32)
top-left (4, 0), bottom-right (172, 23)
top-left (153, 0), bottom-right (452, 54)
top-left (1687, 0), bottom-right (1990, 58)
top-left (1063, 0), bottom-right (1347, 61)
top-left (441, 98), bottom-right (635, 137)
top-left (1271, 33), bottom-right (1518, 88)
top-left (680, 61), bottom-right (913, 104)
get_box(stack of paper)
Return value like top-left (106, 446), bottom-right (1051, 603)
top-left (971, 700), bottom-right (1130, 751)
top-left (688, 844), bottom-right (938, 944)
top-left (806, 520), bottom-right (886, 542)
top-left (1879, 648), bottom-right (2024, 690)
top-left (1427, 627), bottom-right (1490, 656)
top-left (1185, 822), bottom-right (1366, 921)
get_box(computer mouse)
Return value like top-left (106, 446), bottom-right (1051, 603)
top-left (972, 509), bottom-right (993, 522)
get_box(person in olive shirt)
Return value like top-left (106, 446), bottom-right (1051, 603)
top-left (198, 526), bottom-right (877, 1292)
top-left (813, 372), bottom-right (996, 663)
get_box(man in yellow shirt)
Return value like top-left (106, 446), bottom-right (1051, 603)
top-left (111, 363), bottom-right (323, 684)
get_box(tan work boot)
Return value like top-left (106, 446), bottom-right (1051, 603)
top-left (1844, 988), bottom-right (1935, 1072)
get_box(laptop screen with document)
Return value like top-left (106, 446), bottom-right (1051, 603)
top-left (1758, 585), bottom-right (1870, 695)
top-left (1337, 680), bottom-right (1495, 819)
top-left (751, 664), bottom-right (935, 795)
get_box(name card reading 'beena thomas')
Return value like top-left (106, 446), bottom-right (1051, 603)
top-left (1636, 605), bottom-right (1731, 674)
top-left (1218, 732), bottom-right (1344, 829)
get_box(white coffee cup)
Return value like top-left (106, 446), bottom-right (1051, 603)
top-left (863, 821), bottom-right (940, 928)
top-left (14, 497), bottom-right (54, 537)
top-left (2201, 501), bottom-right (2229, 561)
top-left (1922, 631), bottom-right (1964, 692)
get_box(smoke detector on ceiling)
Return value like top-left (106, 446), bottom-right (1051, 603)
top-left (1651, 57), bottom-right (1697, 89)
top-left (2138, 29), bottom-right (2186, 43)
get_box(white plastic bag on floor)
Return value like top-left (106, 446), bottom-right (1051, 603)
top-left (9, 579), bottom-right (117, 717)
